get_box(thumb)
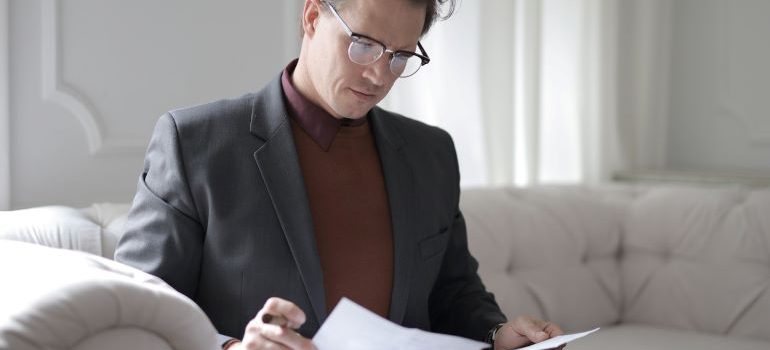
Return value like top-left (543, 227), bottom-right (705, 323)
top-left (515, 318), bottom-right (550, 343)
top-left (494, 321), bottom-right (547, 350)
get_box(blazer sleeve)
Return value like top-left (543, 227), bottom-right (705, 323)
top-left (115, 113), bottom-right (204, 300)
top-left (428, 135), bottom-right (507, 341)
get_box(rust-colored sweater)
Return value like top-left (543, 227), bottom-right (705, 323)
top-left (281, 61), bottom-right (393, 318)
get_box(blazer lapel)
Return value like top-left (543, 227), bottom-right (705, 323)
top-left (247, 78), bottom-right (417, 326)
top-left (370, 108), bottom-right (417, 325)
top-left (250, 75), bottom-right (327, 326)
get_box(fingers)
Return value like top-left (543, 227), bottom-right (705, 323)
top-left (240, 318), bottom-right (316, 350)
top-left (238, 298), bottom-right (316, 350)
top-left (543, 321), bottom-right (564, 337)
top-left (512, 316), bottom-right (550, 343)
top-left (239, 333), bottom-right (292, 350)
top-left (492, 324), bottom-right (531, 350)
top-left (240, 319), bottom-right (293, 350)
top-left (258, 297), bottom-right (307, 329)
top-left (259, 323), bottom-right (315, 350)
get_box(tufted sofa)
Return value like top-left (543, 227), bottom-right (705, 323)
top-left (0, 204), bottom-right (219, 350)
top-left (461, 185), bottom-right (770, 350)
top-left (2, 184), bottom-right (769, 349)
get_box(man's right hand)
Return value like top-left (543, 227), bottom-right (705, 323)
top-left (226, 297), bottom-right (317, 350)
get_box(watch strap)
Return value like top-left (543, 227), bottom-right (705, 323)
top-left (485, 323), bottom-right (506, 345)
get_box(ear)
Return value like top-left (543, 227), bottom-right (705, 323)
top-left (301, 0), bottom-right (322, 38)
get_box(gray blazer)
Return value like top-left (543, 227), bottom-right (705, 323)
top-left (115, 74), bottom-right (506, 342)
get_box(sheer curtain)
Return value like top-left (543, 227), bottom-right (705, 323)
top-left (379, 1), bottom-right (488, 187)
top-left (380, 0), bottom-right (626, 188)
top-left (532, 0), bottom-right (621, 185)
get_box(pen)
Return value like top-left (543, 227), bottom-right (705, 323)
top-left (261, 313), bottom-right (289, 327)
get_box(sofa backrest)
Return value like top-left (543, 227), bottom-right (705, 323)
top-left (621, 186), bottom-right (770, 341)
top-left (461, 186), bottom-right (631, 332)
top-left (3, 185), bottom-right (769, 341)
top-left (0, 203), bottom-right (129, 259)
top-left (461, 185), bottom-right (770, 342)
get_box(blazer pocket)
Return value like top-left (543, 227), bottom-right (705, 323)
top-left (419, 228), bottom-right (450, 260)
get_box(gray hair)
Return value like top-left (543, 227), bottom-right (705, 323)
top-left (327, 0), bottom-right (457, 36)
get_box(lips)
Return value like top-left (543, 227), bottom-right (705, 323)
top-left (350, 88), bottom-right (376, 100)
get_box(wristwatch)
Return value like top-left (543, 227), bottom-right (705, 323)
top-left (485, 323), bottom-right (506, 344)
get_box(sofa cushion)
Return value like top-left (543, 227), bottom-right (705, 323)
top-left (622, 186), bottom-right (770, 342)
top-left (567, 324), bottom-right (770, 350)
top-left (0, 205), bottom-right (102, 256)
top-left (81, 202), bottom-right (131, 259)
top-left (461, 186), bottom-right (632, 332)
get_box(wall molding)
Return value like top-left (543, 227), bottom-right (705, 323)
top-left (41, 0), bottom-right (151, 156)
top-left (1, 0), bottom-right (10, 210)
top-left (716, 1), bottom-right (770, 146)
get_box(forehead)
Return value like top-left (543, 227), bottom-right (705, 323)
top-left (334, 0), bottom-right (426, 48)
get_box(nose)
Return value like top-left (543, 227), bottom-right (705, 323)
top-left (361, 54), bottom-right (391, 88)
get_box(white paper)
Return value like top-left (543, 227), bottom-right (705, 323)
top-left (516, 327), bottom-right (600, 350)
top-left (312, 298), bottom-right (489, 350)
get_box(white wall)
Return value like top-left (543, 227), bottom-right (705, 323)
top-left (8, 0), bottom-right (301, 209)
top-left (1, 0), bottom-right (9, 210)
top-left (617, 0), bottom-right (770, 176)
top-left (665, 0), bottom-right (770, 173)
top-left (6, 0), bottom-right (768, 209)
top-left (615, 0), bottom-right (672, 172)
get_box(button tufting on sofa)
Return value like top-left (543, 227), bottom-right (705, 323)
top-left (461, 184), bottom-right (770, 349)
top-left (2, 184), bottom-right (769, 349)
top-left (0, 205), bottom-right (217, 350)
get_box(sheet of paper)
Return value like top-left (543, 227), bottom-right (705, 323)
top-left (312, 298), bottom-right (489, 350)
top-left (516, 327), bottom-right (600, 350)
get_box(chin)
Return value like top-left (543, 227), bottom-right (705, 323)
top-left (338, 94), bottom-right (380, 118)
top-left (336, 105), bottom-right (373, 119)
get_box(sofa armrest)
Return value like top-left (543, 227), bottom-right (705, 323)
top-left (0, 241), bottom-right (218, 350)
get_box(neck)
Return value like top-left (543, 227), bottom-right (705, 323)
top-left (292, 55), bottom-right (343, 120)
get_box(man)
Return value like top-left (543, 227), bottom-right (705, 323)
top-left (115, 0), bottom-right (565, 349)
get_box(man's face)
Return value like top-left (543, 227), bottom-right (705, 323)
top-left (305, 0), bottom-right (426, 119)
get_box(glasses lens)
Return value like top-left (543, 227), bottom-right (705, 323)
top-left (392, 54), bottom-right (423, 78)
top-left (349, 36), bottom-right (383, 65)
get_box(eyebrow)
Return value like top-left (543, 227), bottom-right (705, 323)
top-left (363, 32), bottom-right (418, 52)
top-left (325, 1), bottom-right (419, 53)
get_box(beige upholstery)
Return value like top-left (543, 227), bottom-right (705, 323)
top-left (564, 324), bottom-right (770, 350)
top-left (3, 184), bottom-right (769, 348)
top-left (622, 187), bottom-right (770, 337)
top-left (461, 185), bottom-right (770, 348)
top-left (0, 203), bottom-right (130, 259)
top-left (0, 240), bottom-right (218, 350)
top-left (0, 206), bottom-right (104, 256)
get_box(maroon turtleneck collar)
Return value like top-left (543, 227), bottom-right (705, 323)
top-left (280, 59), bottom-right (367, 151)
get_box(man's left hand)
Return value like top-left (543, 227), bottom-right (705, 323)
top-left (493, 316), bottom-right (565, 350)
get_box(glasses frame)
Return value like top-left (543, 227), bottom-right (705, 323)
top-left (321, 0), bottom-right (431, 78)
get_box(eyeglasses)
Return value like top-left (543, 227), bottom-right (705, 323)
top-left (322, 0), bottom-right (430, 78)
